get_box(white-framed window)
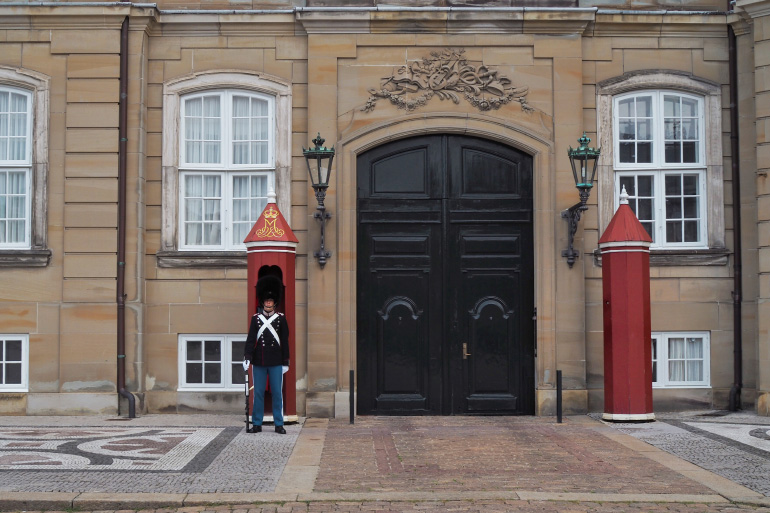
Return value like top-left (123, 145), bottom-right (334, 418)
top-left (0, 86), bottom-right (32, 249)
top-left (651, 332), bottom-right (710, 388)
top-left (613, 91), bottom-right (707, 249)
top-left (178, 90), bottom-right (274, 251)
top-left (178, 334), bottom-right (246, 391)
top-left (161, 72), bottom-right (292, 263)
top-left (0, 334), bottom-right (28, 392)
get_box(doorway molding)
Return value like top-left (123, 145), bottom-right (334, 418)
top-left (334, 111), bottom-right (557, 416)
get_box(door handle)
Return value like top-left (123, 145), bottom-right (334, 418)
top-left (463, 342), bottom-right (471, 359)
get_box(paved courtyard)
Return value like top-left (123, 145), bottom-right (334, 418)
top-left (0, 411), bottom-right (767, 512)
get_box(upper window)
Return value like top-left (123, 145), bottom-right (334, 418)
top-left (0, 86), bottom-right (32, 249)
top-left (652, 332), bottom-right (710, 388)
top-left (613, 91), bottom-right (707, 249)
top-left (596, 72), bottom-right (724, 260)
top-left (0, 334), bottom-right (28, 392)
top-left (160, 71), bottom-right (292, 265)
top-left (179, 91), bottom-right (274, 251)
top-left (178, 334), bottom-right (246, 391)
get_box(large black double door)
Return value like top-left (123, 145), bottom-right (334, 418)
top-left (357, 135), bottom-right (534, 415)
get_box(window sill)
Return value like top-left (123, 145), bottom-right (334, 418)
top-left (177, 388), bottom-right (242, 393)
top-left (652, 384), bottom-right (711, 389)
top-left (157, 250), bottom-right (246, 268)
top-left (0, 249), bottom-right (52, 268)
top-left (593, 248), bottom-right (729, 267)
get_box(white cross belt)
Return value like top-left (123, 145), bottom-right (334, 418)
top-left (256, 313), bottom-right (280, 345)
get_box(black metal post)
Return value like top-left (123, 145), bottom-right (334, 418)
top-left (556, 369), bottom-right (563, 424)
top-left (349, 369), bottom-right (355, 424)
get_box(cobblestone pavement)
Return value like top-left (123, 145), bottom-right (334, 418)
top-left (0, 412), bottom-right (769, 512)
top-left (605, 410), bottom-right (770, 497)
top-left (0, 415), bottom-right (300, 493)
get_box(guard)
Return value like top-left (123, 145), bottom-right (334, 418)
top-left (243, 274), bottom-right (290, 434)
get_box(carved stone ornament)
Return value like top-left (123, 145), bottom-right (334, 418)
top-left (362, 49), bottom-right (532, 114)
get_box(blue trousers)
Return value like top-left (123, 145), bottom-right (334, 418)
top-left (251, 365), bottom-right (283, 427)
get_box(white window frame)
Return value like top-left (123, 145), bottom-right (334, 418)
top-left (178, 170), bottom-right (273, 251)
top-left (178, 90), bottom-right (275, 251)
top-left (0, 85), bottom-right (33, 248)
top-left (596, 71), bottom-right (724, 252)
top-left (161, 71), bottom-right (292, 260)
top-left (615, 169), bottom-right (707, 248)
top-left (0, 334), bottom-right (29, 392)
top-left (652, 331), bottom-right (710, 388)
top-left (612, 91), bottom-right (707, 249)
top-left (0, 67), bottom-right (50, 259)
top-left (177, 334), bottom-right (247, 392)
top-left (613, 91), bottom-right (705, 170)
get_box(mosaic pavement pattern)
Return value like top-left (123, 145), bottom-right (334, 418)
top-left (609, 412), bottom-right (770, 497)
top-left (0, 422), bottom-right (299, 493)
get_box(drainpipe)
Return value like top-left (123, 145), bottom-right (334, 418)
top-left (118, 16), bottom-right (136, 418)
top-left (727, 3), bottom-right (743, 411)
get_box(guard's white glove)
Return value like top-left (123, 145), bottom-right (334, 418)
top-left (282, 365), bottom-right (289, 375)
top-left (242, 359), bottom-right (250, 371)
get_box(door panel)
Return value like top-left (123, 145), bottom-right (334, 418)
top-left (357, 135), bottom-right (533, 415)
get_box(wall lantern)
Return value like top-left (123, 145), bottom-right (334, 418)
top-left (303, 133), bottom-right (336, 268)
top-left (562, 132), bottom-right (601, 268)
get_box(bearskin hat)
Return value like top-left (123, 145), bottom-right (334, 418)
top-left (257, 274), bottom-right (282, 305)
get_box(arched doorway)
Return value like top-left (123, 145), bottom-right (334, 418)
top-left (356, 134), bottom-right (535, 415)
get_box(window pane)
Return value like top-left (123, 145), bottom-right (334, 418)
top-left (0, 365), bottom-right (3, 384)
top-left (686, 361), bottom-right (703, 381)
top-left (666, 221), bottom-right (683, 242)
top-left (204, 363), bottom-right (221, 384)
top-left (203, 199), bottom-right (220, 221)
top-left (185, 198), bottom-right (202, 222)
top-left (665, 175), bottom-right (681, 195)
top-left (618, 98), bottom-right (633, 117)
top-left (6, 363), bottom-right (21, 384)
top-left (669, 338), bottom-right (685, 358)
top-left (682, 97), bottom-right (698, 117)
top-left (637, 119), bottom-right (651, 140)
top-left (682, 142), bottom-right (697, 163)
top-left (637, 175), bottom-right (653, 196)
top-left (665, 142), bottom-right (681, 163)
top-left (185, 175), bottom-right (202, 197)
top-left (682, 119), bottom-right (698, 141)
top-left (638, 198), bottom-right (653, 222)
top-left (669, 361), bottom-right (685, 381)
top-left (666, 197), bottom-right (682, 219)
top-left (664, 95), bottom-right (680, 117)
top-left (204, 175), bottom-right (221, 197)
top-left (203, 96), bottom-right (220, 117)
top-left (185, 224), bottom-right (202, 245)
top-left (619, 142), bottom-right (635, 163)
top-left (619, 120), bottom-right (635, 140)
top-left (684, 220), bottom-right (699, 242)
top-left (203, 223), bottom-right (221, 245)
top-left (686, 337), bottom-right (703, 358)
top-left (232, 364), bottom-right (245, 385)
top-left (637, 142), bottom-right (652, 163)
top-left (204, 341), bottom-right (221, 362)
top-left (636, 96), bottom-right (652, 117)
top-left (683, 197), bottom-right (698, 218)
top-left (683, 175), bottom-right (698, 195)
top-left (186, 363), bottom-right (203, 384)
top-left (664, 119), bottom-right (680, 140)
top-left (5, 340), bottom-right (21, 361)
top-left (187, 340), bottom-right (202, 360)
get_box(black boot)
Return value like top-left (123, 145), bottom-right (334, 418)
top-left (248, 425), bottom-right (262, 433)
top-left (274, 425), bottom-right (286, 434)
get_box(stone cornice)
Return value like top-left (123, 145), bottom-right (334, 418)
top-left (297, 8), bottom-right (596, 35)
top-left (591, 11), bottom-right (728, 37)
top-left (737, 0), bottom-right (770, 18)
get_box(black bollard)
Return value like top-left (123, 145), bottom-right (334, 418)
top-left (556, 369), bottom-right (563, 424)
top-left (350, 369), bottom-right (355, 424)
